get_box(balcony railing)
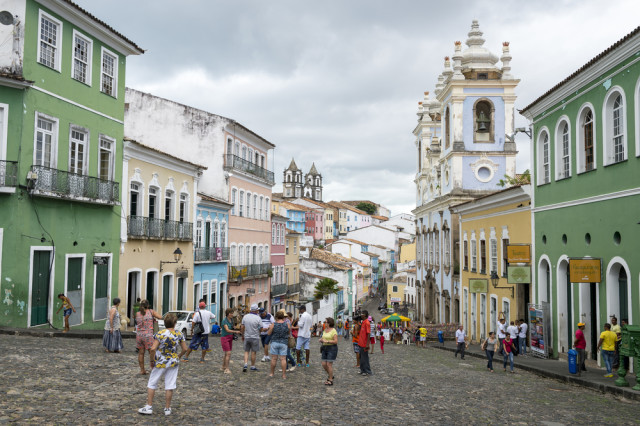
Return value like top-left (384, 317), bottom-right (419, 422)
top-left (271, 284), bottom-right (287, 297)
top-left (29, 165), bottom-right (119, 205)
top-left (194, 247), bottom-right (230, 262)
top-left (372, 267), bottom-right (379, 273)
top-left (337, 303), bottom-right (345, 311)
top-left (127, 216), bottom-right (193, 241)
top-left (230, 263), bottom-right (272, 281)
top-left (287, 283), bottom-right (300, 295)
top-left (0, 160), bottom-right (18, 188)
top-left (224, 154), bottom-right (275, 184)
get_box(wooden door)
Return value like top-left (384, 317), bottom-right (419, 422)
top-left (31, 251), bottom-right (51, 326)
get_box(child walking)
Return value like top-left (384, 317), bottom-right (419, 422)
top-left (138, 313), bottom-right (188, 416)
top-left (55, 293), bottom-right (76, 332)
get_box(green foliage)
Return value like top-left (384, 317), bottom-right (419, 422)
top-left (497, 170), bottom-right (531, 187)
top-left (356, 202), bottom-right (376, 215)
top-left (314, 278), bottom-right (339, 300)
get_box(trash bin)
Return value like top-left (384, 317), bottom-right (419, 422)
top-left (438, 330), bottom-right (444, 344)
top-left (568, 348), bottom-right (578, 374)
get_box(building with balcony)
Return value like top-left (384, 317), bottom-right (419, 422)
top-left (277, 201), bottom-right (306, 234)
top-left (0, 0), bottom-right (143, 329)
top-left (193, 193), bottom-right (232, 321)
top-left (119, 139), bottom-right (204, 321)
top-left (283, 230), bottom-right (302, 308)
top-left (270, 214), bottom-right (287, 313)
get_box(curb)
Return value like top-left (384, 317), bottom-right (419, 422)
top-left (432, 344), bottom-right (640, 402)
top-left (0, 327), bottom-right (137, 339)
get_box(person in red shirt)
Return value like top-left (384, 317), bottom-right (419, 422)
top-left (574, 322), bottom-right (587, 376)
top-left (358, 311), bottom-right (372, 376)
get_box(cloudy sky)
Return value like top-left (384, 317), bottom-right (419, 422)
top-left (76, 0), bottom-right (639, 215)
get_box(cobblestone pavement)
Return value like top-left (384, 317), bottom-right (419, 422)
top-left (1, 334), bottom-right (638, 425)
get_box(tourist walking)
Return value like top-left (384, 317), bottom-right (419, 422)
top-left (597, 323), bottom-right (617, 377)
top-left (336, 317), bottom-right (344, 336)
top-left (296, 305), bottom-right (312, 367)
top-left (482, 331), bottom-right (499, 372)
top-left (518, 319), bottom-right (528, 355)
top-left (379, 324), bottom-right (385, 354)
top-left (103, 298), bottom-right (123, 353)
top-left (138, 313), bottom-right (188, 416)
top-left (241, 304), bottom-right (263, 372)
top-left (56, 293), bottom-right (76, 333)
top-left (418, 325), bottom-right (427, 348)
top-left (507, 321), bottom-right (519, 355)
top-left (454, 325), bottom-right (467, 360)
top-left (358, 311), bottom-right (372, 376)
top-left (267, 310), bottom-right (290, 379)
top-left (343, 318), bottom-right (350, 340)
top-left (320, 317), bottom-right (338, 385)
top-left (221, 308), bottom-right (241, 374)
top-left (284, 312), bottom-right (297, 371)
top-left (574, 322), bottom-right (587, 376)
top-left (183, 302), bottom-right (215, 363)
top-left (502, 334), bottom-right (516, 373)
top-left (369, 316), bottom-right (376, 354)
top-left (497, 318), bottom-right (506, 355)
top-left (352, 317), bottom-right (361, 368)
top-left (135, 299), bottom-right (163, 374)
top-left (259, 308), bottom-right (275, 362)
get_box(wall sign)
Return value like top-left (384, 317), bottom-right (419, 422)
top-left (507, 266), bottom-right (531, 284)
top-left (469, 279), bottom-right (488, 293)
top-left (507, 244), bottom-right (531, 263)
top-left (569, 258), bottom-right (602, 283)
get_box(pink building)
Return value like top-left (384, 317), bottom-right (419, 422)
top-left (270, 214), bottom-right (287, 313)
top-left (305, 209), bottom-right (324, 242)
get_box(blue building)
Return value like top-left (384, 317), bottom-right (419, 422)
top-left (281, 202), bottom-right (306, 234)
top-left (193, 193), bottom-right (232, 320)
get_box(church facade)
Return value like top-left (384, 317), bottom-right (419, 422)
top-left (283, 159), bottom-right (323, 202)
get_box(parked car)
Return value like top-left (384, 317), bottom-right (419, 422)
top-left (378, 303), bottom-right (386, 311)
top-left (158, 310), bottom-right (194, 339)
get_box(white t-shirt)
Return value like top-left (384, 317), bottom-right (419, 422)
top-left (195, 309), bottom-right (215, 335)
top-left (518, 322), bottom-right (528, 338)
top-left (455, 329), bottom-right (466, 343)
top-left (260, 313), bottom-right (275, 335)
top-left (298, 311), bottom-right (312, 338)
top-left (506, 325), bottom-right (518, 339)
top-left (497, 322), bottom-right (506, 338)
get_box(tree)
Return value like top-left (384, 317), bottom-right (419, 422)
top-left (314, 278), bottom-right (339, 300)
top-left (356, 202), bottom-right (376, 215)
top-left (497, 169), bottom-right (531, 188)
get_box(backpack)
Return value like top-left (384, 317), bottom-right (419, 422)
top-left (337, 320), bottom-right (343, 328)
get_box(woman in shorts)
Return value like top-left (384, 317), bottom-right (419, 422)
top-left (135, 299), bottom-right (163, 374)
top-left (220, 308), bottom-right (241, 374)
top-left (267, 310), bottom-right (290, 379)
top-left (320, 317), bottom-right (338, 385)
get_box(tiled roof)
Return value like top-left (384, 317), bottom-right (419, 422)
top-left (372, 215), bottom-right (389, 221)
top-left (372, 244), bottom-right (392, 250)
top-left (198, 192), bottom-right (232, 207)
top-left (521, 24), bottom-right (640, 114)
top-left (345, 238), bottom-right (369, 246)
top-left (280, 201), bottom-right (307, 211)
top-left (362, 252), bottom-right (379, 257)
top-left (406, 268), bottom-right (417, 273)
top-left (328, 201), bottom-right (368, 215)
top-left (309, 248), bottom-right (354, 271)
top-left (271, 213), bottom-right (288, 221)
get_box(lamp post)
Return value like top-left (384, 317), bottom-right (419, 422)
top-left (160, 248), bottom-right (183, 272)
top-left (490, 270), bottom-right (514, 298)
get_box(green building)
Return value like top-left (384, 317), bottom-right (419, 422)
top-left (0, 0), bottom-right (143, 329)
top-left (521, 26), bottom-right (640, 361)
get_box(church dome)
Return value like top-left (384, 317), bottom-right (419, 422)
top-left (461, 20), bottom-right (498, 71)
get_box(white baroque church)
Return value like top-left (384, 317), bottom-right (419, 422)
top-left (283, 159), bottom-right (323, 201)
top-left (412, 20), bottom-right (519, 324)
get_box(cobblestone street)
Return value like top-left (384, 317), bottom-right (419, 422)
top-left (1, 334), bottom-right (638, 424)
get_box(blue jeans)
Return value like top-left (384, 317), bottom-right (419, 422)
top-left (486, 350), bottom-right (494, 370)
top-left (519, 337), bottom-right (527, 355)
top-left (503, 351), bottom-right (514, 371)
top-left (286, 347), bottom-right (296, 367)
top-left (601, 349), bottom-right (614, 373)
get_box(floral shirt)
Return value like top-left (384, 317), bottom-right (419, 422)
top-left (154, 329), bottom-right (185, 369)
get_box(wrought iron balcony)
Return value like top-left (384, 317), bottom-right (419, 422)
top-left (224, 154), bottom-right (275, 184)
top-left (229, 263), bottom-right (272, 281)
top-left (0, 160), bottom-right (18, 189)
top-left (127, 216), bottom-right (193, 241)
top-left (28, 165), bottom-right (119, 205)
top-left (287, 283), bottom-right (300, 295)
top-left (194, 247), bottom-right (230, 262)
top-left (337, 303), bottom-right (345, 311)
top-left (270, 284), bottom-right (287, 297)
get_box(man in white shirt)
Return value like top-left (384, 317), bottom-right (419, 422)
top-left (507, 321), bottom-right (518, 355)
top-left (497, 318), bottom-right (506, 355)
top-left (296, 305), bottom-right (312, 367)
top-left (183, 302), bottom-right (215, 362)
top-left (454, 325), bottom-right (467, 360)
top-left (518, 319), bottom-right (528, 356)
top-left (259, 308), bottom-right (275, 362)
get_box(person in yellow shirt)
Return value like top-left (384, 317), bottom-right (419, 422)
top-left (418, 326), bottom-right (428, 348)
top-left (610, 316), bottom-right (622, 369)
top-left (597, 323), bottom-right (617, 377)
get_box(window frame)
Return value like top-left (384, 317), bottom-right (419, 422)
top-left (37, 10), bottom-right (63, 72)
top-left (71, 29), bottom-right (92, 85)
top-left (555, 118), bottom-right (571, 180)
top-left (98, 134), bottom-right (115, 181)
top-left (537, 128), bottom-right (550, 185)
top-left (68, 125), bottom-right (89, 175)
top-left (33, 112), bottom-right (59, 168)
top-left (576, 104), bottom-right (597, 173)
top-left (100, 46), bottom-right (119, 98)
top-left (471, 238), bottom-right (477, 272)
top-left (602, 87), bottom-right (627, 165)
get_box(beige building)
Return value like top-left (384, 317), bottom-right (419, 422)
top-left (119, 139), bottom-right (205, 321)
top-left (284, 231), bottom-right (302, 305)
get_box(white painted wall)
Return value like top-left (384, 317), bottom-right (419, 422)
top-left (346, 226), bottom-right (396, 252)
top-left (0, 0), bottom-right (25, 74)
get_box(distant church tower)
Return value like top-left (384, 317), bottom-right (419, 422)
top-left (283, 159), bottom-right (303, 198)
top-left (304, 163), bottom-right (323, 201)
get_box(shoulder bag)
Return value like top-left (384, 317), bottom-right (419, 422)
top-left (193, 311), bottom-right (205, 335)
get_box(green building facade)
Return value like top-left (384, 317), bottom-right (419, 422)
top-left (0, 0), bottom-right (142, 329)
top-left (521, 26), bottom-right (640, 361)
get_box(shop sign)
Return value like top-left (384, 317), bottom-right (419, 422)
top-left (469, 279), bottom-right (488, 293)
top-left (507, 266), bottom-right (531, 284)
top-left (569, 258), bottom-right (601, 283)
top-left (390, 297), bottom-right (401, 302)
top-left (507, 244), bottom-right (531, 263)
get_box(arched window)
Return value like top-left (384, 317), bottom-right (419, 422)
top-left (239, 191), bottom-right (244, 217)
top-left (220, 221), bottom-right (227, 247)
top-left (474, 99), bottom-right (493, 143)
top-left (444, 106), bottom-right (451, 149)
top-left (253, 194), bottom-right (257, 219)
top-left (537, 130), bottom-right (550, 185)
top-left (272, 223), bottom-right (276, 244)
top-left (238, 245), bottom-right (244, 265)
top-left (555, 119), bottom-right (571, 179)
top-left (231, 189), bottom-right (237, 215)
top-left (603, 90), bottom-right (626, 164)
top-left (213, 220), bottom-right (220, 247)
top-left (577, 106), bottom-right (595, 172)
top-left (246, 246), bottom-right (251, 265)
top-left (242, 146), bottom-right (247, 160)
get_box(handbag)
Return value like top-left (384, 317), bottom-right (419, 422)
top-left (192, 312), bottom-right (205, 335)
top-left (288, 335), bottom-right (296, 349)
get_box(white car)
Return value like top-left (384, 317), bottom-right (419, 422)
top-left (157, 311), bottom-right (195, 339)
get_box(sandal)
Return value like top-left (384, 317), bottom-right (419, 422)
top-left (325, 379), bottom-right (333, 386)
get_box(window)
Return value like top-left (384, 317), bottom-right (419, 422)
top-left (253, 194), bottom-right (257, 218)
top-left (239, 191), bottom-right (244, 217)
top-left (196, 219), bottom-right (202, 248)
top-left (179, 194), bottom-right (187, 222)
top-left (272, 224), bottom-right (276, 244)
top-left (490, 239), bottom-right (498, 274)
top-left (471, 239), bottom-right (477, 272)
top-left (501, 238), bottom-right (509, 277)
top-left (34, 114), bottom-right (57, 167)
top-left (259, 196), bottom-right (263, 220)
top-left (245, 192), bottom-right (250, 218)
top-left (393, 286), bottom-right (398, 292)
top-left (130, 183), bottom-right (140, 216)
top-left (265, 198), bottom-right (269, 220)
top-left (100, 48), bottom-right (118, 97)
top-left (227, 138), bottom-right (232, 155)
top-left (463, 240), bottom-right (468, 270)
top-left (148, 187), bottom-right (158, 219)
top-left (98, 136), bottom-right (114, 180)
top-left (246, 246), bottom-right (251, 265)
top-left (165, 191), bottom-right (174, 220)
top-left (230, 245), bottom-right (236, 265)
top-left (38, 12), bottom-right (62, 70)
top-left (213, 221), bottom-right (220, 247)
top-left (238, 245), bottom-right (244, 265)
top-left (285, 269), bottom-right (289, 285)
top-left (231, 189), bottom-right (237, 215)
top-left (604, 91), bottom-right (626, 164)
top-left (444, 106), bottom-right (451, 149)
top-left (72, 31), bottom-right (92, 84)
top-left (69, 128), bottom-right (87, 175)
top-left (221, 221), bottom-right (227, 247)
top-left (480, 240), bottom-right (486, 274)
top-left (293, 239), bottom-right (297, 254)
top-left (286, 239), bottom-right (289, 255)
top-left (537, 130), bottom-right (550, 184)
top-left (556, 121), bottom-right (571, 179)
top-left (578, 107), bottom-right (595, 172)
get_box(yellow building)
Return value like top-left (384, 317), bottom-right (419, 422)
top-left (386, 278), bottom-right (407, 309)
top-left (452, 185), bottom-right (531, 343)
top-left (119, 139), bottom-right (205, 322)
top-left (400, 240), bottom-right (416, 264)
top-left (284, 231), bottom-right (302, 303)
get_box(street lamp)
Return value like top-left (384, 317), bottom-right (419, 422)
top-left (160, 248), bottom-right (183, 272)
top-left (490, 270), bottom-right (513, 298)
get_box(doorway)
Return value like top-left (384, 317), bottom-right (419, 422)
top-left (127, 271), bottom-right (140, 322)
top-left (93, 257), bottom-right (110, 321)
top-left (162, 275), bottom-right (171, 314)
top-left (480, 294), bottom-right (487, 340)
top-left (31, 250), bottom-right (52, 326)
top-left (146, 271), bottom-right (156, 310)
top-left (66, 256), bottom-right (84, 327)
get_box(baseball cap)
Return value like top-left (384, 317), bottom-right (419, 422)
top-left (199, 302), bottom-right (206, 309)
top-left (259, 308), bottom-right (265, 313)
top-left (577, 322), bottom-right (585, 327)
top-left (250, 303), bottom-right (259, 311)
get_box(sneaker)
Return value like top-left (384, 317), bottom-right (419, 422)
top-left (243, 364), bottom-right (248, 372)
top-left (265, 356), bottom-right (271, 361)
top-left (305, 364), bottom-right (310, 368)
top-left (361, 373), bottom-right (369, 377)
top-left (288, 365), bottom-right (296, 372)
top-left (260, 356), bottom-right (267, 362)
top-left (604, 374), bottom-right (614, 378)
top-left (250, 366), bottom-right (259, 371)
top-left (182, 357), bottom-right (189, 362)
top-left (297, 363), bottom-right (302, 367)
top-left (164, 408), bottom-right (172, 416)
top-left (138, 405), bottom-right (153, 415)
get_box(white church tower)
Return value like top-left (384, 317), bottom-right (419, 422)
top-left (413, 20), bottom-right (519, 325)
top-left (283, 158), bottom-right (303, 199)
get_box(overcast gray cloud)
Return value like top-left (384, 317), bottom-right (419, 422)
top-left (76, 0), bottom-right (639, 215)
